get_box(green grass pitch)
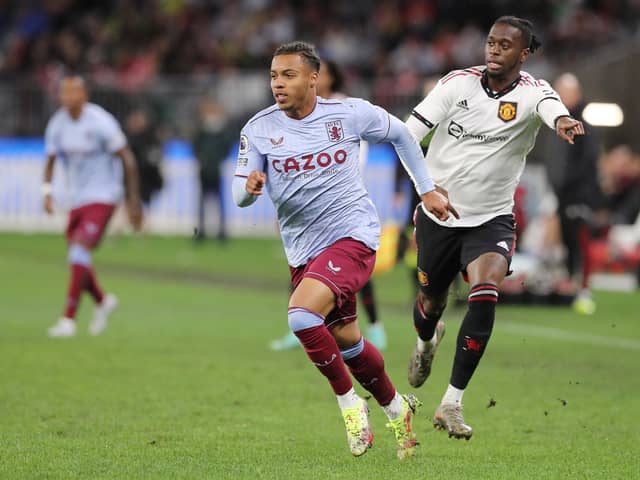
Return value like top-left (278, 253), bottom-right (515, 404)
top-left (1, 233), bottom-right (638, 479)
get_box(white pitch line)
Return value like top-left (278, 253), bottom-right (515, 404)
top-left (498, 322), bottom-right (640, 351)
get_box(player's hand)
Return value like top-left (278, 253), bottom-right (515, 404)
top-left (246, 170), bottom-right (266, 195)
top-left (556, 116), bottom-right (584, 145)
top-left (127, 201), bottom-right (143, 231)
top-left (421, 188), bottom-right (459, 222)
top-left (43, 195), bottom-right (54, 215)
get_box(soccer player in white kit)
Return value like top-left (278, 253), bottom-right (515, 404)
top-left (233, 41), bottom-right (455, 459)
top-left (404, 16), bottom-right (585, 439)
top-left (43, 75), bottom-right (142, 338)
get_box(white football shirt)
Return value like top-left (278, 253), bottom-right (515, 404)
top-left (45, 102), bottom-right (127, 208)
top-left (406, 66), bottom-right (570, 227)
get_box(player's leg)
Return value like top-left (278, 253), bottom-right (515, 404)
top-left (49, 207), bottom-right (83, 337)
top-left (49, 203), bottom-right (117, 337)
top-left (48, 241), bottom-right (88, 337)
top-left (288, 276), bottom-right (371, 456)
top-left (434, 215), bottom-right (514, 439)
top-left (78, 204), bottom-right (118, 335)
top-left (359, 280), bottom-right (387, 350)
top-left (408, 289), bottom-right (448, 387)
top-left (408, 206), bottom-right (461, 387)
top-left (326, 239), bottom-right (420, 459)
top-left (333, 320), bottom-right (421, 459)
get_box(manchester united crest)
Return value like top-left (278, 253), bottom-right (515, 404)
top-left (325, 120), bottom-right (344, 142)
top-left (498, 101), bottom-right (517, 122)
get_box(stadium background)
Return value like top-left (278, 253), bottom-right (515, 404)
top-left (1, 0), bottom-right (639, 236)
top-left (0, 2), bottom-right (639, 479)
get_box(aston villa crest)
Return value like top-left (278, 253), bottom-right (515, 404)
top-left (325, 120), bottom-right (344, 142)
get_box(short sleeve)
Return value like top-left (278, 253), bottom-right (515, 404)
top-left (348, 98), bottom-right (392, 144)
top-left (411, 74), bottom-right (457, 128)
top-left (101, 111), bottom-right (127, 153)
top-left (405, 73), bottom-right (457, 142)
top-left (234, 126), bottom-right (265, 177)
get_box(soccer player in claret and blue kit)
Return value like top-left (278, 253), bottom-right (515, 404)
top-left (403, 16), bottom-right (585, 440)
top-left (233, 41), bottom-right (456, 459)
top-left (43, 75), bottom-right (143, 338)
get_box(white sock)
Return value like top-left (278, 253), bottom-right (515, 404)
top-left (337, 387), bottom-right (361, 410)
top-left (441, 384), bottom-right (464, 405)
top-left (382, 391), bottom-right (403, 420)
top-left (416, 330), bottom-right (437, 353)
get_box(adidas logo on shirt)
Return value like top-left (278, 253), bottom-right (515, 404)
top-left (456, 99), bottom-right (469, 110)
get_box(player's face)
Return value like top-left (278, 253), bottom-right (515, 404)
top-left (59, 77), bottom-right (87, 112)
top-left (270, 53), bottom-right (318, 118)
top-left (484, 23), bottom-right (529, 79)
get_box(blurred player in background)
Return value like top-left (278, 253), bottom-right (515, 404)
top-left (43, 75), bottom-right (142, 338)
top-left (125, 106), bottom-right (164, 217)
top-left (270, 59), bottom-right (387, 352)
top-left (193, 98), bottom-right (237, 242)
top-left (404, 16), bottom-right (584, 439)
top-left (233, 41), bottom-right (455, 458)
top-left (548, 73), bottom-right (603, 314)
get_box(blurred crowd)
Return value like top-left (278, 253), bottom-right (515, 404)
top-left (1, 0), bottom-right (639, 108)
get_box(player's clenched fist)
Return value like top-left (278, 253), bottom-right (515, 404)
top-left (245, 170), bottom-right (267, 195)
top-left (421, 187), bottom-right (460, 222)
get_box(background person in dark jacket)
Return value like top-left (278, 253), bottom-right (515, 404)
top-left (125, 107), bottom-right (164, 213)
top-left (193, 98), bottom-right (236, 242)
top-left (547, 73), bottom-right (604, 314)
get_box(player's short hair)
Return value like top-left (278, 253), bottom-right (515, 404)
top-left (323, 60), bottom-right (344, 93)
top-left (273, 41), bottom-right (321, 72)
top-left (494, 16), bottom-right (541, 53)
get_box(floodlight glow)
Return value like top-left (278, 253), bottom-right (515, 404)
top-left (582, 103), bottom-right (624, 127)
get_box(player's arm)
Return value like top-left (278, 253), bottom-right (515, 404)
top-left (115, 146), bottom-right (143, 230)
top-left (385, 115), bottom-right (459, 221)
top-left (42, 154), bottom-right (56, 214)
top-left (535, 81), bottom-right (584, 145)
top-left (232, 130), bottom-right (266, 207)
top-left (42, 117), bottom-right (59, 215)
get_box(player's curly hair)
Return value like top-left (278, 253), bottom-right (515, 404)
top-left (273, 41), bottom-right (321, 71)
top-left (494, 16), bottom-right (542, 53)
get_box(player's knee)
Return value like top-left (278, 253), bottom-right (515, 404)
top-left (418, 291), bottom-right (447, 319)
top-left (339, 336), bottom-right (364, 360)
top-left (68, 243), bottom-right (92, 266)
top-left (287, 307), bottom-right (324, 333)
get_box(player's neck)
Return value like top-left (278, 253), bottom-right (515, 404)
top-left (285, 96), bottom-right (317, 120)
top-left (486, 70), bottom-right (521, 93)
top-left (67, 104), bottom-right (85, 120)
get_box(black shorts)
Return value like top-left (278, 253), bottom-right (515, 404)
top-left (414, 207), bottom-right (516, 295)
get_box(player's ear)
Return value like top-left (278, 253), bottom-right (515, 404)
top-left (520, 48), bottom-right (530, 64)
top-left (309, 70), bottom-right (319, 87)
